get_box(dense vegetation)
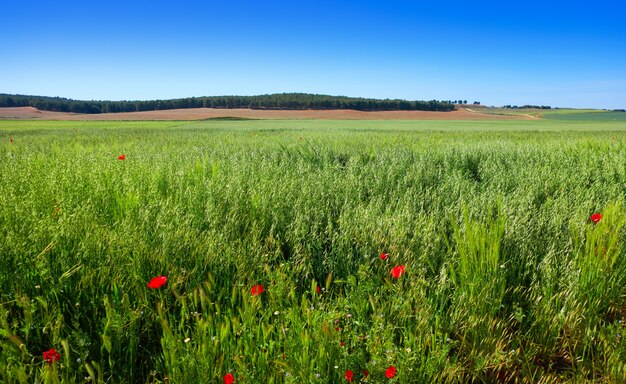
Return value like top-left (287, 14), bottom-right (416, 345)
top-left (1, 119), bottom-right (625, 383)
top-left (0, 93), bottom-right (455, 114)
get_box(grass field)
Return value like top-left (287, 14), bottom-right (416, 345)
top-left (542, 111), bottom-right (626, 121)
top-left (1, 118), bottom-right (626, 383)
top-left (468, 107), bottom-right (626, 122)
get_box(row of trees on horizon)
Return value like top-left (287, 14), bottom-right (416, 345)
top-left (0, 93), bottom-right (456, 113)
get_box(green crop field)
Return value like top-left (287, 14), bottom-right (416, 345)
top-left (468, 107), bottom-right (626, 122)
top-left (542, 111), bottom-right (626, 122)
top-left (1, 118), bottom-right (626, 383)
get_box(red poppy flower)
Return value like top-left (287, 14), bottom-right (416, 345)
top-left (340, 341), bottom-right (345, 347)
top-left (380, 252), bottom-right (389, 260)
top-left (42, 348), bottom-right (61, 363)
top-left (385, 365), bottom-right (397, 378)
top-left (390, 265), bottom-right (405, 279)
top-left (118, 154), bottom-right (125, 160)
top-left (316, 285), bottom-right (321, 294)
top-left (147, 275), bottom-right (167, 289)
top-left (223, 372), bottom-right (235, 384)
top-left (251, 284), bottom-right (264, 296)
top-left (9, 138), bottom-right (13, 143)
top-left (363, 369), bottom-right (369, 377)
top-left (345, 370), bottom-right (354, 382)
top-left (590, 213), bottom-right (602, 223)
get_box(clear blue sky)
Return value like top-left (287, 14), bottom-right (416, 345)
top-left (1, 0), bottom-right (625, 109)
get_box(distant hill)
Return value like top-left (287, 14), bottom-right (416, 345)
top-left (0, 93), bottom-right (455, 114)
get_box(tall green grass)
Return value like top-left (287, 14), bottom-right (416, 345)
top-left (1, 119), bottom-right (625, 383)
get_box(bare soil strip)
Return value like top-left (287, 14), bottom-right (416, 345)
top-left (0, 106), bottom-right (533, 120)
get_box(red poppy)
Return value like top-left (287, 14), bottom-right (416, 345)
top-left (590, 213), bottom-right (602, 223)
top-left (316, 285), bottom-right (321, 294)
top-left (340, 341), bottom-right (345, 347)
top-left (380, 252), bottom-right (389, 260)
top-left (147, 275), bottom-right (167, 289)
top-left (390, 265), bottom-right (405, 279)
top-left (363, 369), bottom-right (369, 377)
top-left (42, 348), bottom-right (61, 363)
top-left (345, 370), bottom-right (354, 382)
top-left (118, 154), bottom-right (125, 160)
top-left (251, 284), bottom-right (265, 296)
top-left (385, 365), bottom-right (397, 378)
top-left (223, 372), bottom-right (235, 384)
top-left (9, 138), bottom-right (13, 143)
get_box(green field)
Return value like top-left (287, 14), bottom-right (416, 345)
top-left (1, 119), bottom-right (626, 383)
top-left (469, 107), bottom-right (626, 122)
top-left (542, 111), bottom-right (626, 121)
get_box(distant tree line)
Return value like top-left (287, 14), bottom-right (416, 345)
top-left (503, 104), bottom-right (552, 109)
top-left (0, 93), bottom-right (456, 113)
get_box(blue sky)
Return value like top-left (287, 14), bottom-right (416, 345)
top-left (1, 0), bottom-right (625, 109)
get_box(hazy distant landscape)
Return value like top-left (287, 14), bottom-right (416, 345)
top-left (2, 93), bottom-right (625, 122)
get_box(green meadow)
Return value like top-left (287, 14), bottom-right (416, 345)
top-left (1, 118), bottom-right (626, 383)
